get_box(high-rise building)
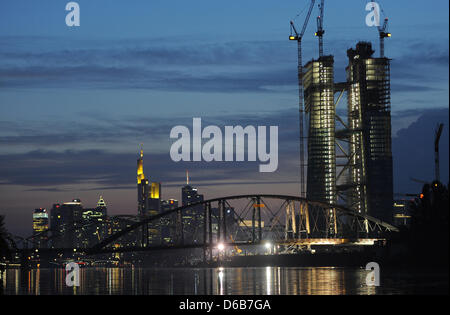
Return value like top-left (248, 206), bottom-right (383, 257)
top-left (80, 196), bottom-right (108, 248)
top-left (96, 195), bottom-right (107, 213)
top-left (50, 199), bottom-right (83, 248)
top-left (148, 182), bottom-right (161, 214)
top-left (181, 171), bottom-right (204, 243)
top-left (303, 55), bottom-right (336, 206)
top-left (160, 199), bottom-right (179, 244)
top-left (346, 42), bottom-right (393, 223)
top-left (303, 55), bottom-right (337, 235)
top-left (137, 147), bottom-right (161, 216)
top-left (137, 147), bottom-right (149, 215)
top-left (136, 147), bottom-right (161, 245)
top-left (32, 208), bottom-right (49, 248)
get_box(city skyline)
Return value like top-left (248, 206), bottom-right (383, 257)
top-left (0, 0), bottom-right (449, 237)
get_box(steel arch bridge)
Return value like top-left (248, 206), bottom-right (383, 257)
top-left (83, 194), bottom-right (398, 256)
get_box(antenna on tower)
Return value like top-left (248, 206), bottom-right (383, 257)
top-left (186, 170), bottom-right (190, 185)
top-left (140, 143), bottom-right (144, 158)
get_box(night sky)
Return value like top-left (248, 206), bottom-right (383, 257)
top-left (0, 0), bottom-right (448, 236)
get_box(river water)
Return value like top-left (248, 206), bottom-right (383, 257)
top-left (1, 267), bottom-right (447, 295)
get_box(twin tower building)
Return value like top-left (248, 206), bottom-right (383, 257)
top-left (137, 40), bottom-right (394, 230)
top-left (304, 41), bottom-right (393, 225)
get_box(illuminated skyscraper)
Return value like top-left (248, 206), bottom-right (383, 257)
top-left (303, 56), bottom-right (336, 207)
top-left (137, 146), bottom-right (149, 215)
top-left (136, 146), bottom-right (161, 245)
top-left (50, 199), bottom-right (83, 248)
top-left (303, 55), bottom-right (337, 236)
top-left (181, 171), bottom-right (204, 243)
top-left (80, 196), bottom-right (108, 248)
top-left (137, 147), bottom-right (161, 216)
top-left (32, 208), bottom-right (49, 248)
top-left (346, 42), bottom-right (393, 223)
top-left (160, 199), bottom-right (179, 244)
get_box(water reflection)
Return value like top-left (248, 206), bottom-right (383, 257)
top-left (0, 266), bottom-right (444, 295)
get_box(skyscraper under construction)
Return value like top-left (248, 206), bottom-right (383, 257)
top-left (301, 42), bottom-right (393, 228)
top-left (346, 42), bottom-right (393, 223)
top-left (303, 55), bottom-right (337, 235)
top-left (303, 55), bottom-right (336, 206)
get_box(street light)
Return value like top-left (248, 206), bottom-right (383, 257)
top-left (217, 243), bottom-right (225, 251)
top-left (264, 242), bottom-right (272, 255)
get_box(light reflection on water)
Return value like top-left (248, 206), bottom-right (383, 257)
top-left (0, 266), bottom-right (446, 295)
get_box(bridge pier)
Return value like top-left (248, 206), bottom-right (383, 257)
top-left (251, 197), bottom-right (262, 242)
top-left (202, 202), bottom-right (213, 263)
top-left (252, 198), bottom-right (256, 243)
top-left (285, 200), bottom-right (297, 240)
top-left (220, 199), bottom-right (227, 242)
top-left (299, 201), bottom-right (311, 237)
top-left (203, 203), bottom-right (207, 263)
top-left (176, 210), bottom-right (184, 245)
top-left (208, 202), bottom-right (212, 261)
top-left (257, 197), bottom-right (262, 241)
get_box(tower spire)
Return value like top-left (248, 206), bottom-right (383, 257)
top-left (137, 145), bottom-right (145, 184)
top-left (186, 170), bottom-right (189, 185)
top-left (97, 195), bottom-right (106, 208)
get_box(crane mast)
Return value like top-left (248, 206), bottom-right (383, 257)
top-left (289, 0), bottom-right (316, 198)
top-left (435, 123), bottom-right (444, 182)
top-left (315, 0), bottom-right (325, 57)
top-left (378, 17), bottom-right (391, 58)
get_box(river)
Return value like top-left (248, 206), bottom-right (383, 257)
top-left (1, 267), bottom-right (447, 295)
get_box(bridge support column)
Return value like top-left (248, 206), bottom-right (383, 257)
top-left (176, 210), bottom-right (184, 245)
top-left (285, 201), bottom-right (296, 240)
top-left (219, 199), bottom-right (227, 243)
top-left (203, 203), bottom-right (208, 263)
top-left (208, 202), bottom-right (213, 261)
top-left (141, 222), bottom-right (148, 248)
top-left (299, 201), bottom-right (310, 238)
top-left (252, 198), bottom-right (256, 243)
top-left (257, 197), bottom-right (262, 242)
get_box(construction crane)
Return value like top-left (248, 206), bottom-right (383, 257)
top-left (435, 123), bottom-right (444, 182)
top-left (229, 234), bottom-right (242, 254)
top-left (377, 7), bottom-right (391, 58)
top-left (289, 0), bottom-right (316, 198)
top-left (314, 0), bottom-right (325, 57)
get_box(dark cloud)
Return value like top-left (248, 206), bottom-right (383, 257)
top-left (0, 39), bottom-right (293, 67)
top-left (0, 64), bottom-right (297, 93)
top-left (393, 107), bottom-right (449, 194)
top-left (0, 37), bottom-right (298, 92)
top-left (0, 108), bottom-right (302, 187)
top-left (0, 149), bottom-right (299, 188)
top-left (391, 83), bottom-right (443, 93)
top-left (1, 107), bottom-right (447, 196)
top-left (1, 36), bottom-right (447, 95)
top-left (0, 108), bottom-right (301, 152)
